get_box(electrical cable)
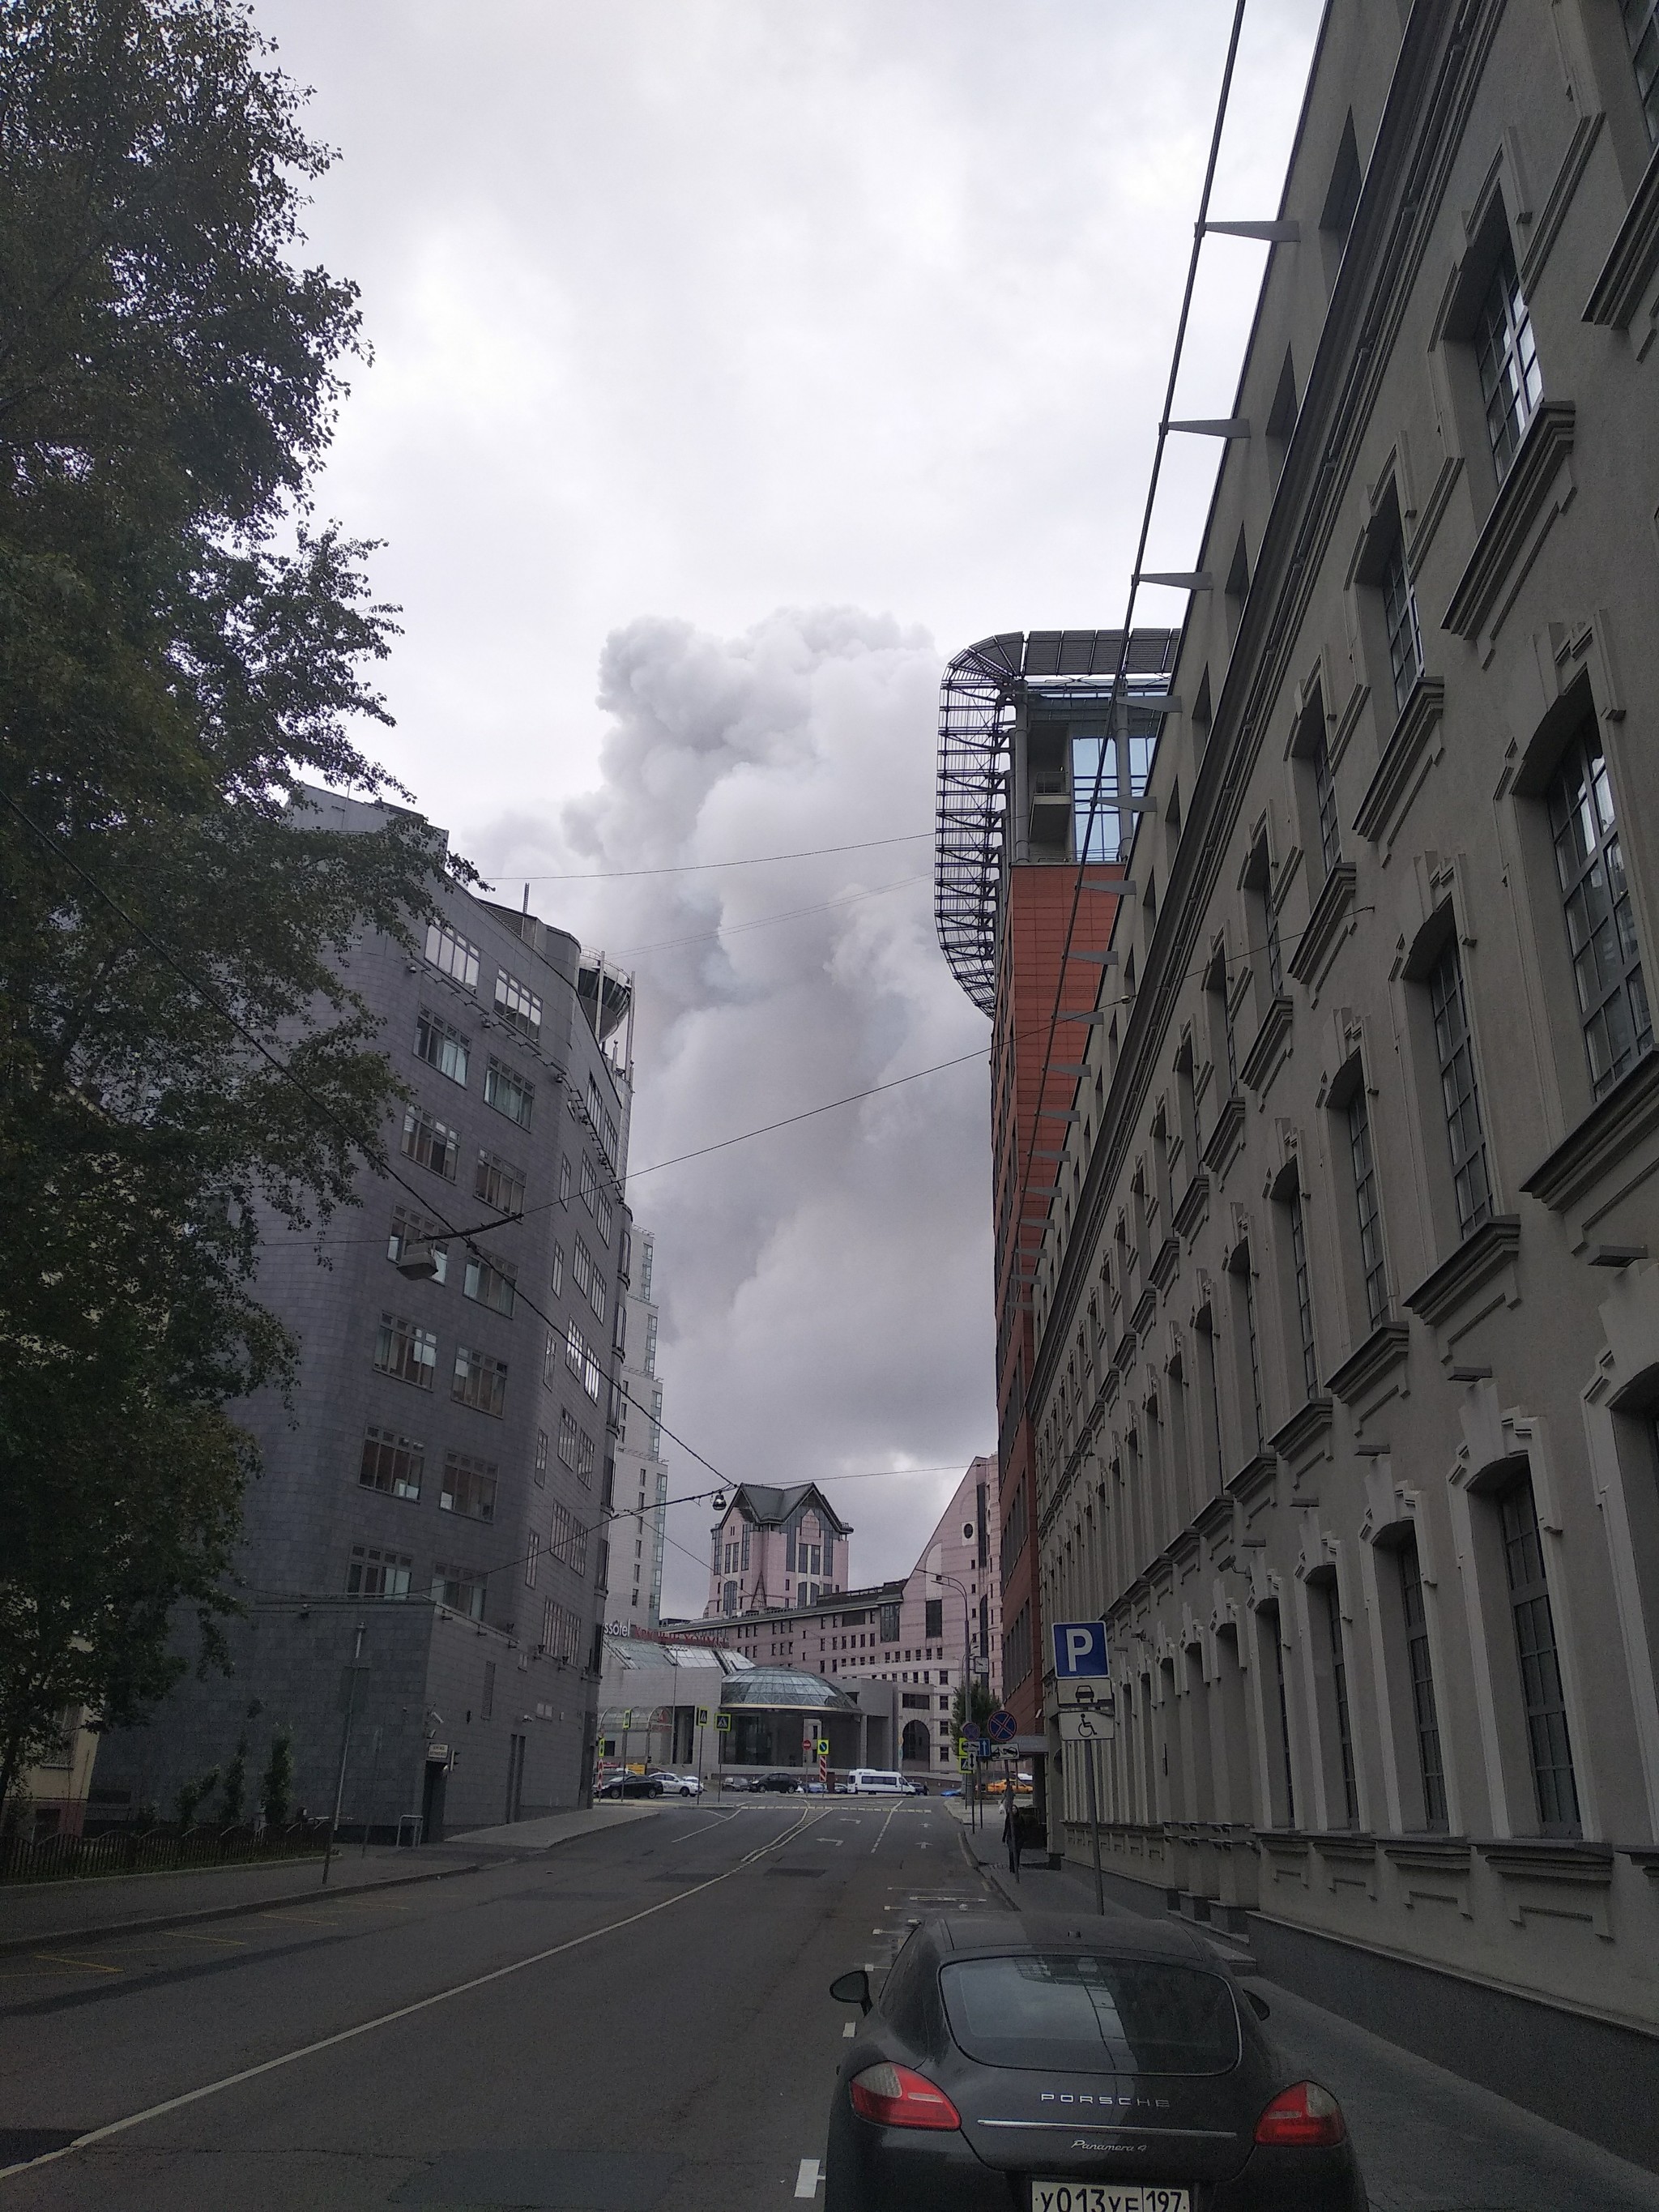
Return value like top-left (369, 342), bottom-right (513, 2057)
top-left (612, 872), bottom-right (928, 958)
top-left (493, 833), bottom-right (932, 882)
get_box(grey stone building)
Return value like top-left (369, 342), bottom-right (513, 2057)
top-left (614, 1228), bottom-right (668, 1631)
top-left (1011, 0), bottom-right (1659, 2163)
top-left (94, 790), bottom-right (635, 1838)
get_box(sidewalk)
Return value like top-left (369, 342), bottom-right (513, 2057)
top-left (0, 1801), bottom-right (659, 1956)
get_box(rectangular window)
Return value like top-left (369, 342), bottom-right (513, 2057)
top-left (359, 1424), bottom-right (424, 1501)
top-left (1241, 1262), bottom-right (1265, 1450)
top-left (540, 1598), bottom-right (581, 1662)
top-left (924, 1598), bottom-right (944, 1639)
top-left (550, 1243), bottom-right (565, 1296)
top-left (493, 967), bottom-right (543, 1040)
top-left (452, 1345), bottom-right (508, 1417)
top-left (1499, 1475), bottom-right (1581, 1835)
top-left (415, 1008), bottom-right (470, 1087)
top-left (424, 920), bottom-right (480, 990)
top-left (550, 1498), bottom-right (590, 1575)
top-left (463, 1250), bottom-right (518, 1318)
top-left (525, 1529), bottom-right (539, 1588)
top-left (484, 1056), bottom-right (535, 1129)
top-left (535, 1428), bottom-right (548, 1488)
top-left (1288, 1184), bottom-right (1318, 1400)
top-left (1311, 720), bottom-right (1341, 876)
top-left (1346, 1087), bottom-right (1389, 1328)
top-left (1380, 532), bottom-right (1423, 715)
top-left (586, 1072), bottom-right (620, 1161)
top-left (557, 1409), bottom-right (579, 1468)
top-left (475, 1150), bottom-right (526, 1216)
top-left (1323, 1580), bottom-right (1358, 1828)
top-left (578, 1429), bottom-right (596, 1485)
top-left (1428, 937), bottom-right (1493, 1236)
top-left (388, 1207), bottom-right (448, 1284)
top-left (595, 1191), bottom-right (613, 1244)
top-left (401, 1105), bottom-right (460, 1182)
top-left (1398, 1534), bottom-right (1448, 1831)
top-left (644, 1313), bottom-right (659, 1375)
top-left (441, 1449), bottom-right (497, 1522)
top-left (1547, 732), bottom-right (1652, 1101)
top-left (1625, 0), bottom-right (1659, 139)
top-left (348, 1544), bottom-right (412, 1599)
top-left (374, 1313), bottom-right (437, 1390)
top-left (565, 1322), bottom-right (602, 1403)
top-left (572, 1238), bottom-right (607, 1322)
top-left (433, 1563), bottom-right (486, 1621)
top-left (558, 1155), bottom-right (572, 1202)
top-left (1475, 241), bottom-right (1542, 480)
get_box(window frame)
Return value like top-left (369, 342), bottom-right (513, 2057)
top-left (1545, 728), bottom-right (1653, 1102)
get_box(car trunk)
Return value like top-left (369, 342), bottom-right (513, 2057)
top-left (950, 2065), bottom-right (1256, 2188)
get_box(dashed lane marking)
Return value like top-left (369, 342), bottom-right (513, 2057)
top-left (842, 2021), bottom-right (855, 2039)
top-left (795, 2157), bottom-right (821, 2197)
top-left (28, 1954), bottom-right (120, 1974)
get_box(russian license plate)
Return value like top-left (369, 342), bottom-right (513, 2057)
top-left (1032, 2189), bottom-right (1190, 2212)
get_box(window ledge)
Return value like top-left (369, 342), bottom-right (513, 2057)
top-left (1353, 680), bottom-right (1446, 858)
top-left (1475, 1838), bottom-right (1609, 1877)
top-left (1132, 1285), bottom-right (1159, 1337)
top-left (1442, 400), bottom-right (1577, 653)
top-left (1227, 1451), bottom-right (1278, 1510)
top-left (1202, 1091), bottom-right (1247, 1176)
top-left (1173, 1171), bottom-right (1211, 1242)
top-left (1584, 134), bottom-right (1659, 330)
top-left (1381, 1836), bottom-right (1469, 1871)
top-left (1326, 1320), bottom-right (1410, 1406)
top-left (1268, 1397), bottom-right (1333, 1464)
top-left (1520, 1047), bottom-right (1659, 1215)
top-left (1404, 1215), bottom-right (1522, 1334)
top-left (1239, 994), bottom-right (1295, 1096)
top-left (1288, 862), bottom-right (1358, 993)
top-left (1149, 1233), bottom-right (1181, 1294)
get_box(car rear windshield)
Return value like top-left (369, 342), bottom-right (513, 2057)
top-left (939, 1955), bottom-right (1241, 2076)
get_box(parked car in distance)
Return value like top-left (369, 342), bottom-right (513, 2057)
top-left (597, 1772), bottom-right (663, 1800)
top-left (720, 1773), bottom-right (751, 1791)
top-left (649, 1771), bottom-right (703, 1797)
top-left (906, 1779), bottom-right (928, 1795)
top-left (826, 1911), bottom-right (1365, 2212)
top-left (845, 1770), bottom-right (909, 1797)
top-left (754, 1770), bottom-right (804, 1793)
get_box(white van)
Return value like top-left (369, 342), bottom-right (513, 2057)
top-left (845, 1769), bottom-right (908, 1796)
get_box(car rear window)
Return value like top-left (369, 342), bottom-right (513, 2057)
top-left (939, 1955), bottom-right (1241, 2076)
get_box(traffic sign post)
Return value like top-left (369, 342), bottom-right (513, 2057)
top-left (1051, 1625), bottom-right (1110, 1916)
top-left (987, 1708), bottom-right (1017, 1744)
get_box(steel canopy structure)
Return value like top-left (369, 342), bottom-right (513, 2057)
top-left (932, 628), bottom-right (1181, 1013)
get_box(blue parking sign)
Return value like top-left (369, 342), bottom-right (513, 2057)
top-left (1052, 1621), bottom-right (1110, 1678)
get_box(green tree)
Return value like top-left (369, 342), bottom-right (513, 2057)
top-left (175, 1764), bottom-right (220, 1830)
top-left (0, 0), bottom-right (462, 1811)
top-left (949, 1677), bottom-right (997, 1750)
top-left (220, 1734), bottom-right (248, 1826)
top-left (260, 1727), bottom-right (292, 1830)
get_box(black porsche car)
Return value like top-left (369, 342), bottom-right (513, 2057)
top-left (826, 1911), bottom-right (1365, 2212)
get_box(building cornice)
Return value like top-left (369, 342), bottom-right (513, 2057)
top-left (1032, 0), bottom-right (1501, 1412)
top-left (1520, 1049), bottom-right (1659, 1213)
top-left (1584, 134), bottom-right (1659, 329)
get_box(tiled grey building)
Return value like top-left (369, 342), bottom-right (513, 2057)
top-left (1017, 0), bottom-right (1659, 2164)
top-left (94, 790), bottom-right (635, 1837)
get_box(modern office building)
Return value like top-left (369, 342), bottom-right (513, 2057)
top-left (679, 1455), bottom-right (1001, 1778)
top-left (1004, 0), bottom-right (1659, 2164)
top-left (92, 790), bottom-right (636, 1838)
top-left (615, 1228), bottom-right (668, 1630)
top-left (936, 634), bottom-right (1178, 1774)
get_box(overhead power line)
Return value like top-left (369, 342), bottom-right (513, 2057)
top-left (497, 832), bottom-right (932, 882)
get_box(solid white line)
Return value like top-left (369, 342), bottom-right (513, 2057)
top-left (665, 1810), bottom-right (739, 1843)
top-left (869, 1804), bottom-right (900, 1855)
top-left (795, 2156), bottom-right (821, 2197)
top-left (0, 1809), bottom-right (816, 2186)
top-left (842, 2020), bottom-right (855, 2039)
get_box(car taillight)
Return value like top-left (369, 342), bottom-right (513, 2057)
top-left (1254, 2081), bottom-right (1346, 2147)
top-left (849, 2063), bottom-right (962, 2131)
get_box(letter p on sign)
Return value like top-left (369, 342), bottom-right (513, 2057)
top-left (1052, 1621), bottom-right (1109, 1678)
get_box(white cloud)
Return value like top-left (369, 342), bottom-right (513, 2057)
top-left (248, 0), bottom-right (1327, 1601)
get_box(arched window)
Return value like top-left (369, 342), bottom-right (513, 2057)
top-left (902, 1720), bottom-right (932, 1763)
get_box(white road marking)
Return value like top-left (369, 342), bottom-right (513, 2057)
top-left (795, 2156), bottom-right (821, 2197)
top-left (869, 1804), bottom-right (901, 1855)
top-left (29, 1954), bottom-right (119, 1975)
top-left (842, 2021), bottom-right (855, 2039)
top-left (0, 1808), bottom-right (818, 2185)
top-left (665, 1810), bottom-right (739, 1843)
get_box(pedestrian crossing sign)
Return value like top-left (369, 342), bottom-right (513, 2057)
top-left (696, 1706), bottom-right (711, 1726)
top-left (716, 1712), bottom-right (731, 1732)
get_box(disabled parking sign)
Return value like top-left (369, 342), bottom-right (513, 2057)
top-left (1051, 1621), bottom-right (1110, 1678)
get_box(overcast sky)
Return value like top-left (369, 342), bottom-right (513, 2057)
top-left (256, 0), bottom-right (1325, 1617)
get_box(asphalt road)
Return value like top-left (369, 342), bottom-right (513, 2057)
top-left (1, 1799), bottom-right (1656, 2211)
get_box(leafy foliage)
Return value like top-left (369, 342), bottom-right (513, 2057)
top-left (0, 1), bottom-right (458, 1808)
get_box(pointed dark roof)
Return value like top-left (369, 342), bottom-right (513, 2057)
top-left (719, 1481), bottom-right (852, 1537)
